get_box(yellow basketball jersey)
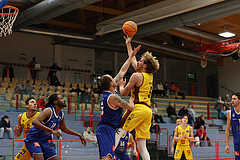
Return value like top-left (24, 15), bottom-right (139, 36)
top-left (131, 72), bottom-right (153, 106)
top-left (177, 125), bottom-right (190, 146)
top-left (20, 112), bottom-right (40, 138)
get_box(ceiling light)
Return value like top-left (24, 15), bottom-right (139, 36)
top-left (219, 26), bottom-right (235, 38)
top-left (219, 31), bottom-right (235, 38)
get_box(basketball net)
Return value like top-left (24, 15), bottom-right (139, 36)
top-left (0, 5), bottom-right (19, 37)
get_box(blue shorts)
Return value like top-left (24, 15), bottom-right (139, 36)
top-left (234, 143), bottom-right (240, 160)
top-left (25, 140), bottom-right (56, 160)
top-left (96, 125), bottom-right (116, 159)
top-left (115, 153), bottom-right (130, 160)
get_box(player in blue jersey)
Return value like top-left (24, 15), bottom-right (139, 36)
top-left (25, 94), bottom-right (86, 160)
top-left (115, 132), bottom-right (138, 160)
top-left (225, 92), bottom-right (240, 159)
top-left (96, 44), bottom-right (141, 160)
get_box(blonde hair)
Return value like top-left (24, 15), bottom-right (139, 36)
top-left (142, 51), bottom-right (159, 73)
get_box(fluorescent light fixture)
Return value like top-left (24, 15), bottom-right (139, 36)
top-left (219, 31), bottom-right (235, 38)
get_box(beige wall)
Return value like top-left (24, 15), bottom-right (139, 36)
top-left (218, 57), bottom-right (239, 96)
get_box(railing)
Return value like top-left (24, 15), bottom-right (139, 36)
top-left (91, 114), bottom-right (101, 133)
top-left (82, 109), bottom-right (92, 127)
top-left (159, 128), bottom-right (169, 148)
top-left (68, 95), bottom-right (77, 114)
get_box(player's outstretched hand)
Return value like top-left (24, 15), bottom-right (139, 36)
top-left (52, 130), bottom-right (62, 139)
top-left (124, 36), bottom-right (133, 45)
top-left (131, 45), bottom-right (141, 58)
top-left (171, 147), bottom-right (174, 153)
top-left (79, 135), bottom-right (86, 146)
top-left (13, 125), bottom-right (21, 135)
top-left (225, 145), bottom-right (229, 153)
top-left (133, 150), bottom-right (138, 157)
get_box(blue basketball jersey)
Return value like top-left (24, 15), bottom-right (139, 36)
top-left (98, 91), bottom-right (123, 128)
top-left (115, 132), bottom-right (130, 154)
top-left (231, 108), bottom-right (240, 145)
top-left (0, 0), bottom-right (7, 9)
top-left (25, 107), bottom-right (63, 142)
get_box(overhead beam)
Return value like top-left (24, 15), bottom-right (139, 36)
top-left (44, 20), bottom-right (86, 29)
top-left (82, 5), bottom-right (125, 15)
top-left (165, 30), bottom-right (214, 44)
top-left (141, 45), bottom-right (217, 65)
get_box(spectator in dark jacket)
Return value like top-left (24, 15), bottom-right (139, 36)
top-left (166, 102), bottom-right (180, 123)
top-left (0, 115), bottom-right (13, 139)
top-left (194, 115), bottom-right (206, 129)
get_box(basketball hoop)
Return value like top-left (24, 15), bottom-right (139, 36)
top-left (0, 5), bottom-right (19, 37)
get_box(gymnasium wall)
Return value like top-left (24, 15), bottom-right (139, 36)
top-left (218, 57), bottom-right (239, 96)
top-left (0, 32), bottom-right (95, 83)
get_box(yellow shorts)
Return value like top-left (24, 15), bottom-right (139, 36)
top-left (15, 144), bottom-right (32, 160)
top-left (174, 144), bottom-right (193, 160)
top-left (122, 104), bottom-right (152, 139)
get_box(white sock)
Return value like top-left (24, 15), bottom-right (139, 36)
top-left (114, 128), bottom-right (126, 150)
top-left (137, 138), bottom-right (150, 160)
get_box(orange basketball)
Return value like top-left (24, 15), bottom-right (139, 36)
top-left (122, 21), bottom-right (138, 36)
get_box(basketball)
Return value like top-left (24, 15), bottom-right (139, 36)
top-left (122, 21), bottom-right (138, 37)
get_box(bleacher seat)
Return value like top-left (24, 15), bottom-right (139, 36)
top-left (11, 78), bottom-right (18, 84)
top-left (72, 83), bottom-right (78, 89)
top-left (7, 88), bottom-right (14, 94)
top-left (35, 80), bottom-right (41, 86)
top-left (1, 82), bottom-right (8, 89)
top-left (9, 82), bottom-right (16, 89)
top-left (42, 80), bottom-right (48, 85)
top-left (5, 93), bottom-right (12, 101)
top-left (0, 88), bottom-right (6, 94)
top-left (3, 77), bottom-right (10, 83)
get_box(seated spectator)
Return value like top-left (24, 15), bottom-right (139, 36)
top-left (0, 115), bottom-right (13, 139)
top-left (178, 105), bottom-right (189, 117)
top-left (152, 103), bottom-right (165, 123)
top-left (83, 127), bottom-right (97, 141)
top-left (195, 125), bottom-right (211, 147)
top-left (163, 81), bottom-right (170, 98)
top-left (150, 115), bottom-right (160, 134)
top-left (194, 115), bottom-right (206, 129)
top-left (16, 80), bottom-right (26, 93)
top-left (25, 80), bottom-right (33, 94)
top-left (215, 96), bottom-right (224, 118)
top-left (219, 106), bottom-right (227, 120)
top-left (37, 94), bottom-right (46, 112)
top-left (169, 82), bottom-right (185, 100)
top-left (50, 72), bottom-right (62, 87)
top-left (166, 102), bottom-right (181, 123)
top-left (224, 94), bottom-right (232, 108)
top-left (187, 103), bottom-right (197, 125)
top-left (156, 81), bottom-right (164, 97)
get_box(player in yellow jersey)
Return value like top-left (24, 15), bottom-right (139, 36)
top-left (174, 115), bottom-right (194, 160)
top-left (13, 97), bottom-right (40, 160)
top-left (115, 36), bottom-right (159, 160)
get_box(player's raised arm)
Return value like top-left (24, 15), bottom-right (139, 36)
top-left (113, 45), bottom-right (141, 85)
top-left (58, 115), bottom-right (86, 146)
top-left (108, 94), bottom-right (134, 111)
top-left (225, 110), bottom-right (231, 153)
top-left (13, 114), bottom-right (22, 138)
top-left (32, 108), bottom-right (61, 138)
top-left (125, 36), bottom-right (137, 70)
